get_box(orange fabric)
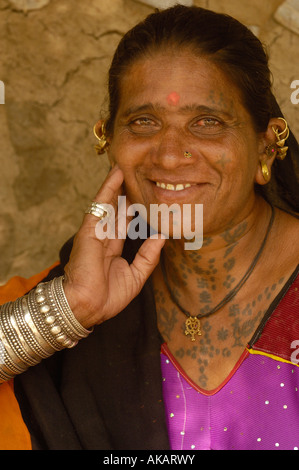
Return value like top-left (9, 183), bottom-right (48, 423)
top-left (0, 263), bottom-right (59, 303)
top-left (0, 262), bottom-right (59, 450)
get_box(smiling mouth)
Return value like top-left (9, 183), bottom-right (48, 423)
top-left (155, 182), bottom-right (195, 191)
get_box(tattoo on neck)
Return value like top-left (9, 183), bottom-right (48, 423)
top-left (221, 221), bottom-right (248, 245)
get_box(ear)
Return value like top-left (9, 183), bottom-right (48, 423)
top-left (255, 117), bottom-right (285, 185)
top-left (94, 119), bottom-right (105, 137)
top-left (94, 119), bottom-right (114, 162)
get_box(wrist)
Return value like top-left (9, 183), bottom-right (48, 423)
top-left (0, 276), bottom-right (93, 383)
top-left (62, 278), bottom-right (96, 330)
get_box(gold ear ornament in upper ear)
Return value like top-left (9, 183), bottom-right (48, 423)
top-left (271, 117), bottom-right (289, 161)
top-left (93, 122), bottom-right (109, 155)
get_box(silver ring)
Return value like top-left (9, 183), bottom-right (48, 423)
top-left (85, 202), bottom-right (111, 220)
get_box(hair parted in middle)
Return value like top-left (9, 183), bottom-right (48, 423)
top-left (106, 5), bottom-right (274, 135)
top-left (104, 5), bottom-right (299, 212)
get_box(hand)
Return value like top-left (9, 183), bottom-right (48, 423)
top-left (63, 165), bottom-right (165, 329)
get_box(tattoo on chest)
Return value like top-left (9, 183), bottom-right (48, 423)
top-left (156, 278), bottom-right (284, 389)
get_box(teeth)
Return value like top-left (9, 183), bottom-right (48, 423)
top-left (156, 182), bottom-right (193, 191)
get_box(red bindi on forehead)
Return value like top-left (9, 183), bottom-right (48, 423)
top-left (167, 91), bottom-right (180, 106)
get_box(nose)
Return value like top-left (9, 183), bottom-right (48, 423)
top-left (152, 126), bottom-right (191, 169)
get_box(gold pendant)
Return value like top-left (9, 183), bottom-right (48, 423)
top-left (184, 316), bottom-right (202, 341)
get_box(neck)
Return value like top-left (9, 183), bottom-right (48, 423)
top-left (161, 198), bottom-right (274, 311)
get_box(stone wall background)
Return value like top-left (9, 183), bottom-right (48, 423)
top-left (0, 0), bottom-right (298, 283)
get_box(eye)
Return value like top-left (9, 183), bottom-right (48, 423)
top-left (128, 116), bottom-right (159, 134)
top-left (130, 117), bottom-right (155, 126)
top-left (191, 116), bottom-right (223, 135)
top-left (195, 117), bottom-right (221, 127)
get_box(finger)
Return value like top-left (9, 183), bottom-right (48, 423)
top-left (93, 165), bottom-right (124, 205)
top-left (130, 236), bottom-right (166, 291)
top-left (102, 192), bottom-right (129, 255)
top-left (94, 199), bottom-right (127, 255)
top-left (83, 166), bottom-right (124, 234)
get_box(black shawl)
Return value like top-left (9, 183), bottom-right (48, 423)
top-left (14, 237), bottom-right (170, 450)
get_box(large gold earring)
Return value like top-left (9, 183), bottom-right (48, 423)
top-left (272, 117), bottom-right (289, 160)
top-left (93, 122), bottom-right (109, 155)
top-left (261, 161), bottom-right (270, 182)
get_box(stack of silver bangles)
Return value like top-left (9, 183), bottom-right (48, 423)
top-left (0, 276), bottom-right (91, 384)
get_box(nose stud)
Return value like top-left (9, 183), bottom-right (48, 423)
top-left (184, 151), bottom-right (192, 159)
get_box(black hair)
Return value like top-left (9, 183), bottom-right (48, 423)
top-left (106, 5), bottom-right (299, 212)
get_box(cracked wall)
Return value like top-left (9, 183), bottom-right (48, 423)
top-left (0, 0), bottom-right (298, 282)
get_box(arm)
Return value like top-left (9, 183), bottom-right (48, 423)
top-left (0, 165), bottom-right (165, 383)
top-left (0, 276), bottom-right (90, 383)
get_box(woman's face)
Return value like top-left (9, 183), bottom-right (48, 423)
top-left (107, 50), bottom-right (264, 236)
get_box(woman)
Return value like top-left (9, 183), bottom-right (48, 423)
top-left (0, 5), bottom-right (299, 450)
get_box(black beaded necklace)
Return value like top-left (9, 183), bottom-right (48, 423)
top-left (160, 205), bottom-right (275, 342)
